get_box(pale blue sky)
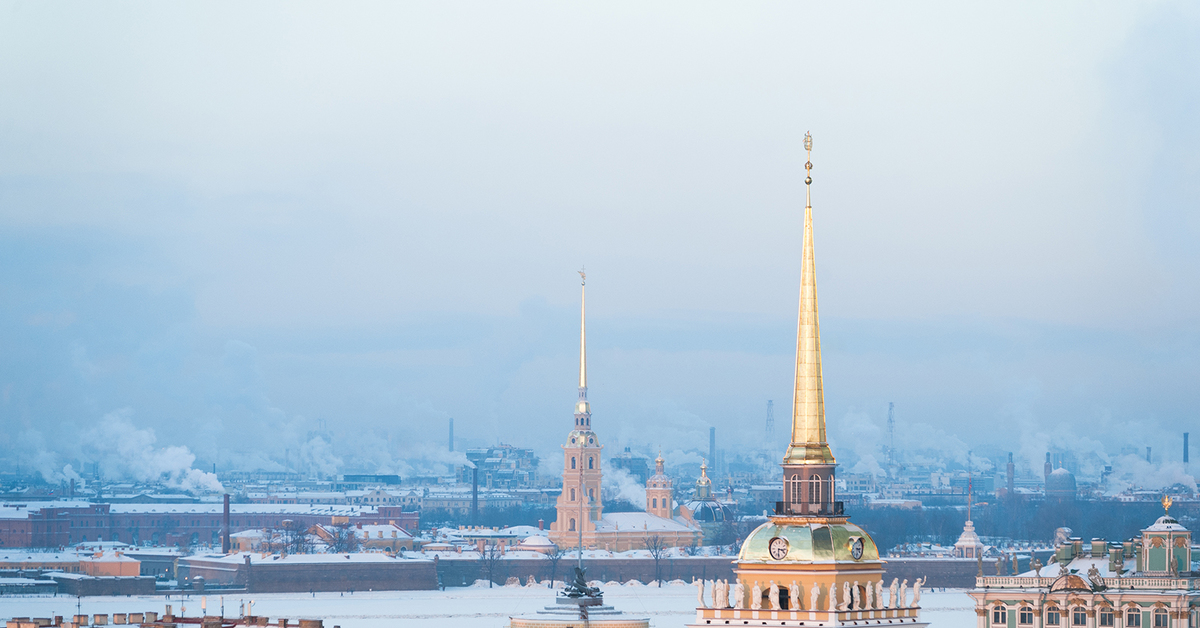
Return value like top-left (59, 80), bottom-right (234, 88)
top-left (1, 2), bottom-right (1197, 489)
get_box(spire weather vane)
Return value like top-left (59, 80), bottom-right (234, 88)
top-left (579, 267), bottom-right (586, 285)
top-left (804, 131), bottom-right (813, 205)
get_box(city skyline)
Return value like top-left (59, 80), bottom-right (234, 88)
top-left (1, 3), bottom-right (1198, 493)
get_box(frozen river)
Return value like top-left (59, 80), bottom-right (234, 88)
top-left (0, 584), bottom-right (975, 627)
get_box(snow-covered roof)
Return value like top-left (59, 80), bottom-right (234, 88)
top-left (596, 512), bottom-right (693, 532)
top-left (1145, 515), bottom-right (1187, 532)
top-left (182, 551), bottom-right (432, 565)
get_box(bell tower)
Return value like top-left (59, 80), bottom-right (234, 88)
top-left (646, 453), bottom-right (673, 519)
top-left (550, 270), bottom-right (604, 548)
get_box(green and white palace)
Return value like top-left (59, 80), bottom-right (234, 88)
top-left (970, 497), bottom-right (1199, 628)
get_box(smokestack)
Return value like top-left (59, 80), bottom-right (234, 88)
top-left (1044, 452), bottom-right (1052, 481)
top-left (449, 418), bottom-right (455, 453)
top-left (222, 494), bottom-right (231, 553)
top-left (1006, 452), bottom-right (1014, 496)
top-left (709, 427), bottom-right (716, 466)
top-left (471, 465), bottom-right (479, 526)
top-left (1147, 447), bottom-right (1152, 463)
top-left (1185, 433), bottom-right (1190, 465)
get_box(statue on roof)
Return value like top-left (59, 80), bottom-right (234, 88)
top-left (1031, 556), bottom-right (1042, 577)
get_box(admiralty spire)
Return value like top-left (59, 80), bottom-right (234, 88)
top-left (782, 132), bottom-right (836, 514)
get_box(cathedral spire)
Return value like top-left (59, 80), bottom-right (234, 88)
top-left (574, 269), bottom-right (591, 427)
top-left (784, 132), bottom-right (835, 466)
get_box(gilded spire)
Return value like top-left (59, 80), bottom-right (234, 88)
top-left (784, 132), bottom-right (835, 466)
top-left (579, 269), bottom-right (587, 390)
top-left (573, 269), bottom-right (592, 425)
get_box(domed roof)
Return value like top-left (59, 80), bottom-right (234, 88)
top-left (1049, 574), bottom-right (1092, 592)
top-left (1046, 467), bottom-right (1076, 496)
top-left (1144, 515), bottom-right (1187, 532)
top-left (739, 519), bottom-right (880, 564)
top-left (681, 499), bottom-right (734, 523)
top-left (566, 430), bottom-right (599, 447)
top-left (519, 535), bottom-right (555, 547)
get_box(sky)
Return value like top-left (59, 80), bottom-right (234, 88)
top-left (1, 2), bottom-right (1198, 491)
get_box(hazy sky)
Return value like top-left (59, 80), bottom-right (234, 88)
top-left (1, 2), bottom-right (1197, 490)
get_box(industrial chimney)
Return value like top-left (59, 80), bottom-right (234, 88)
top-left (709, 427), bottom-right (716, 467)
top-left (449, 417), bottom-right (454, 453)
top-left (222, 493), bottom-right (231, 554)
top-left (1185, 433), bottom-right (1190, 466)
top-left (1147, 447), bottom-right (1152, 463)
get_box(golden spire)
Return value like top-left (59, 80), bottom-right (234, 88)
top-left (578, 268), bottom-right (587, 390)
top-left (1163, 494), bottom-right (1173, 515)
top-left (573, 269), bottom-right (591, 425)
top-left (784, 132), bottom-right (835, 466)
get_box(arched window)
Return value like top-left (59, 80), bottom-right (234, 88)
top-left (1153, 609), bottom-right (1168, 627)
top-left (588, 457), bottom-right (594, 470)
top-left (1098, 608), bottom-right (1114, 627)
top-left (569, 519), bottom-right (576, 532)
top-left (992, 606), bottom-right (1007, 625)
top-left (809, 474), bottom-right (822, 503)
top-left (1046, 607), bottom-right (1061, 626)
top-left (652, 498), bottom-right (658, 508)
top-left (1072, 607), bottom-right (1087, 626)
top-left (571, 457), bottom-right (576, 469)
top-left (789, 475), bottom-right (800, 503)
top-left (1019, 606), bottom-right (1035, 625)
top-left (589, 488), bottom-right (594, 501)
top-left (570, 488), bottom-right (575, 502)
top-left (1125, 608), bottom-right (1141, 627)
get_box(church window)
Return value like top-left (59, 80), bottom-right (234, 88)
top-left (1153, 609), bottom-right (1168, 627)
top-left (992, 606), bottom-right (1006, 625)
top-left (1098, 608), bottom-right (1114, 626)
top-left (652, 498), bottom-right (658, 508)
top-left (571, 457), bottom-right (576, 469)
top-left (570, 489), bottom-right (575, 501)
top-left (589, 488), bottom-right (594, 501)
top-left (809, 474), bottom-right (821, 503)
top-left (789, 475), bottom-right (800, 503)
top-left (1046, 608), bottom-right (1061, 625)
top-left (569, 519), bottom-right (576, 532)
top-left (1019, 607), bottom-right (1034, 624)
top-left (1125, 609), bottom-right (1141, 627)
top-left (1072, 608), bottom-right (1086, 626)
top-left (589, 457), bottom-right (594, 469)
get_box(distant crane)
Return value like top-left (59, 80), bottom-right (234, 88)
top-left (765, 400), bottom-right (774, 438)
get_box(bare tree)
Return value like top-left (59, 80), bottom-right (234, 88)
top-left (542, 546), bottom-right (565, 587)
top-left (327, 523), bottom-right (360, 554)
top-left (684, 540), bottom-right (701, 556)
top-left (644, 535), bottom-right (668, 587)
top-left (479, 541), bottom-right (504, 588)
top-left (279, 520), bottom-right (313, 555)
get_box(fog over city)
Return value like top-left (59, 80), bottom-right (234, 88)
top-left (2, 3), bottom-right (1198, 492)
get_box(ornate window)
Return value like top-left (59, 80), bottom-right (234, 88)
top-left (1154, 609), bottom-right (1168, 627)
top-left (992, 606), bottom-right (1007, 625)
top-left (1072, 608), bottom-right (1086, 626)
top-left (1046, 608), bottom-right (1061, 626)
top-left (570, 488), bottom-right (575, 502)
top-left (652, 498), bottom-right (657, 508)
top-left (789, 475), bottom-right (800, 503)
top-left (1019, 606), bottom-right (1034, 624)
top-left (571, 457), bottom-right (576, 470)
top-left (569, 518), bottom-right (576, 532)
top-left (1099, 608), bottom-right (1114, 627)
top-left (809, 474), bottom-right (822, 503)
top-left (1126, 608), bottom-right (1141, 627)
top-left (588, 457), bottom-right (594, 470)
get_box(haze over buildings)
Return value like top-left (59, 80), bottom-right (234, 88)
top-left (0, 3), bottom-right (1199, 494)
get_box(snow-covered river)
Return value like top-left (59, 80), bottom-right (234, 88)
top-left (0, 583), bottom-right (975, 627)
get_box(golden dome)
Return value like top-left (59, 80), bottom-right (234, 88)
top-left (738, 519), bottom-right (880, 565)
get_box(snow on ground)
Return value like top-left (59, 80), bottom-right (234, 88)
top-left (0, 585), bottom-right (975, 627)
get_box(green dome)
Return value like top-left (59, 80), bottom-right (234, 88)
top-left (738, 519), bottom-right (880, 564)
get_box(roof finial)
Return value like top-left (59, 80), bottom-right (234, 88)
top-left (1163, 494), bottom-right (1173, 515)
top-left (804, 131), bottom-right (813, 209)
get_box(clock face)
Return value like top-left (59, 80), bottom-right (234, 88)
top-left (768, 536), bottom-right (789, 560)
top-left (850, 537), bottom-right (864, 560)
